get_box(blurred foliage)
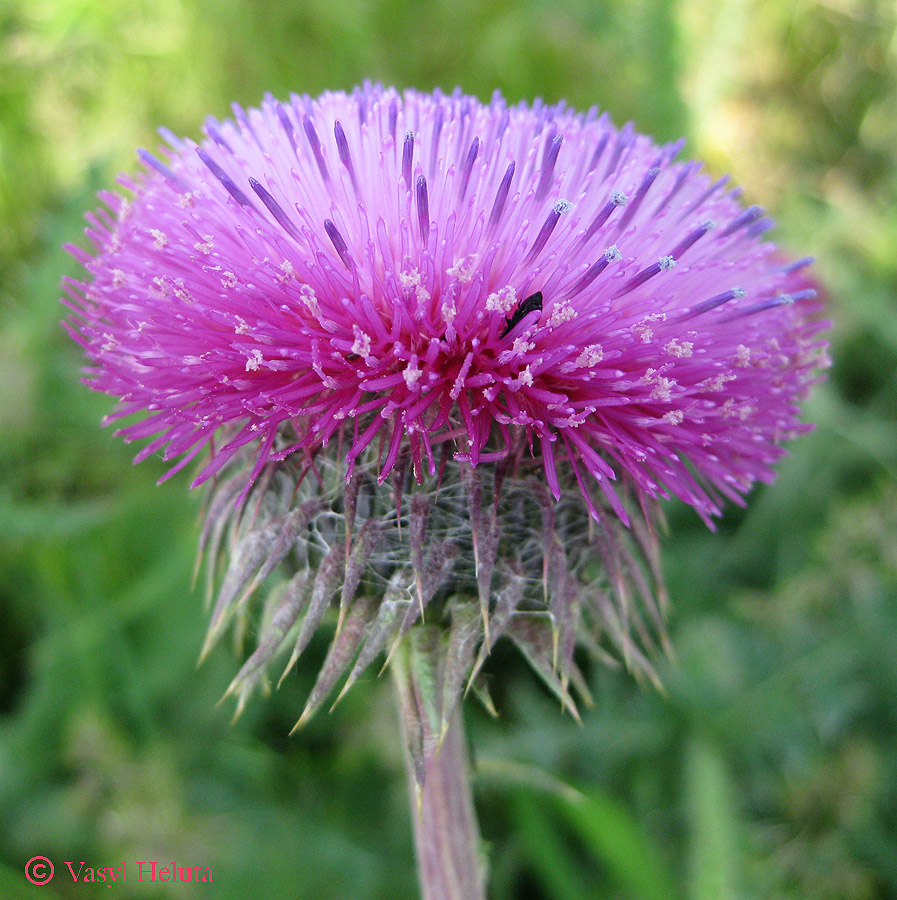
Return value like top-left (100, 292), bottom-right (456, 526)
top-left (1, 0), bottom-right (896, 897)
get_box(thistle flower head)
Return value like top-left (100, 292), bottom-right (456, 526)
top-left (64, 85), bottom-right (829, 733)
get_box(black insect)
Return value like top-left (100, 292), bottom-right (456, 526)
top-left (500, 291), bottom-right (543, 338)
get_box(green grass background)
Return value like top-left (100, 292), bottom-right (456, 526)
top-left (2, 0), bottom-right (896, 897)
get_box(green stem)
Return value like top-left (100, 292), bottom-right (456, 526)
top-left (392, 641), bottom-right (486, 900)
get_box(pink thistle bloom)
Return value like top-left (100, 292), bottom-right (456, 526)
top-left (61, 85), bottom-right (832, 900)
top-left (64, 84), bottom-right (828, 525)
top-left (63, 85), bottom-right (829, 724)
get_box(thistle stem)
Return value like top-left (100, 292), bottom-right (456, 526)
top-left (392, 643), bottom-right (486, 900)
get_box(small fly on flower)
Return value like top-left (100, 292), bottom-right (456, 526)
top-left (500, 291), bottom-right (544, 338)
